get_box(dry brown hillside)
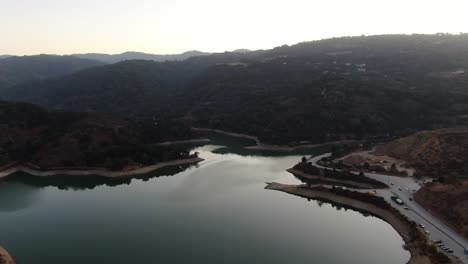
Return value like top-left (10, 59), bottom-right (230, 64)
top-left (376, 128), bottom-right (468, 178)
top-left (415, 180), bottom-right (468, 239)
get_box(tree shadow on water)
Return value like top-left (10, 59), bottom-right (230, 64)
top-left (1, 163), bottom-right (198, 191)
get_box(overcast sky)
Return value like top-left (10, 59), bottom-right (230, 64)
top-left (1, 0), bottom-right (467, 55)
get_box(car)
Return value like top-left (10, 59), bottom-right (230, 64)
top-left (419, 223), bottom-right (426, 228)
top-left (403, 206), bottom-right (410, 210)
top-left (425, 230), bottom-right (430, 234)
top-left (409, 197), bottom-right (413, 201)
top-left (433, 240), bottom-right (442, 244)
top-left (398, 187), bottom-right (402, 191)
top-left (391, 196), bottom-right (404, 205)
top-left (390, 182), bottom-right (394, 185)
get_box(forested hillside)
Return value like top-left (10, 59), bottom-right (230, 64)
top-left (3, 34), bottom-right (468, 144)
top-left (0, 101), bottom-right (195, 170)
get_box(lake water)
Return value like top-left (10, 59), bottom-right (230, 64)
top-left (0, 142), bottom-right (410, 264)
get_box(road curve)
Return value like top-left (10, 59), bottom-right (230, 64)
top-left (309, 153), bottom-right (468, 264)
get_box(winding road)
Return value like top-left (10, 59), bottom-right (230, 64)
top-left (309, 153), bottom-right (468, 264)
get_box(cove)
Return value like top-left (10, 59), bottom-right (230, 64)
top-left (0, 143), bottom-right (410, 264)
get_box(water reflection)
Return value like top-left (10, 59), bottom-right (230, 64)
top-left (0, 181), bottom-right (42, 212)
top-left (2, 163), bottom-right (198, 190)
top-left (0, 143), bottom-right (410, 264)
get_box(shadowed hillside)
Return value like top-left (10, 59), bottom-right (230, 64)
top-left (0, 55), bottom-right (103, 92)
top-left (0, 101), bottom-right (195, 170)
top-left (3, 34), bottom-right (468, 145)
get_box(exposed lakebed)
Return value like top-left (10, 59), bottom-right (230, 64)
top-left (0, 139), bottom-right (410, 264)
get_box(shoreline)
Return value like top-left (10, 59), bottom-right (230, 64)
top-left (192, 127), bottom-right (361, 151)
top-left (0, 247), bottom-right (15, 264)
top-left (266, 182), bottom-right (451, 264)
top-left (0, 157), bottom-right (204, 179)
top-left (153, 138), bottom-right (211, 146)
top-left (287, 168), bottom-right (380, 189)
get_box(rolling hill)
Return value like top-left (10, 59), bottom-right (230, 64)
top-left (0, 55), bottom-right (103, 92)
top-left (3, 34), bottom-right (468, 145)
top-left (376, 128), bottom-right (468, 178)
top-left (0, 101), bottom-right (195, 170)
top-left (72, 50), bottom-right (210, 64)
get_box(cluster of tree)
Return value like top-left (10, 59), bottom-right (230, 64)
top-left (293, 158), bottom-right (387, 188)
top-left (0, 101), bottom-right (196, 170)
top-left (4, 162), bottom-right (196, 190)
top-left (2, 34), bottom-right (468, 145)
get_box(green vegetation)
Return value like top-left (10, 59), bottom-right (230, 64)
top-left (293, 158), bottom-right (388, 188)
top-left (2, 34), bottom-right (468, 145)
top-left (0, 101), bottom-right (196, 170)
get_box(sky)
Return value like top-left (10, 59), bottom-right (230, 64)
top-left (1, 0), bottom-right (467, 55)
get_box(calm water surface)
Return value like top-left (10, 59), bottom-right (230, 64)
top-left (0, 144), bottom-right (410, 264)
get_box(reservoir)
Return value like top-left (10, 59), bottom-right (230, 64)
top-left (0, 140), bottom-right (410, 264)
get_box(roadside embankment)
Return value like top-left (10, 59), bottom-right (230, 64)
top-left (266, 182), bottom-right (454, 264)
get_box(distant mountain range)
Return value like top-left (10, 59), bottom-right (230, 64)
top-left (2, 34), bottom-right (468, 145)
top-left (0, 55), bottom-right (103, 92)
top-left (72, 50), bottom-right (211, 64)
top-left (0, 55), bottom-right (11, 60)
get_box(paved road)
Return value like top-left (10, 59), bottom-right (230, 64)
top-left (309, 153), bottom-right (468, 263)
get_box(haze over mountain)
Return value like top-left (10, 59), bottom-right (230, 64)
top-left (72, 50), bottom-right (210, 64)
top-left (3, 34), bottom-right (468, 145)
top-left (0, 55), bottom-right (103, 92)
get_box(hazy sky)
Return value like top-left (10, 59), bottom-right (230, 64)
top-left (1, 0), bottom-right (467, 55)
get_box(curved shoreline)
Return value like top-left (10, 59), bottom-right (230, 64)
top-left (287, 168), bottom-right (380, 189)
top-left (0, 157), bottom-right (204, 179)
top-left (266, 182), bottom-right (450, 264)
top-left (192, 127), bottom-right (360, 151)
top-left (0, 247), bottom-right (15, 264)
